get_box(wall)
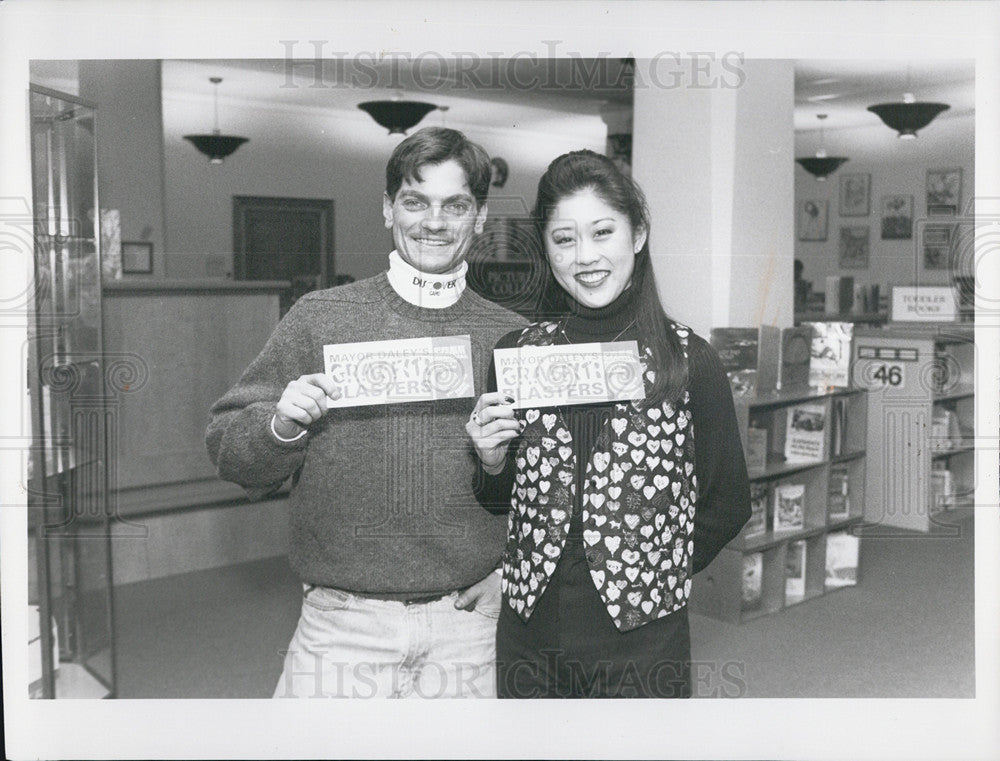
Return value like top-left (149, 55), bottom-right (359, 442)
top-left (794, 112), bottom-right (974, 297)
top-left (77, 61), bottom-right (168, 270)
top-left (161, 92), bottom-right (606, 281)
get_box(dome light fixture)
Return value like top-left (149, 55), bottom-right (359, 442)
top-left (358, 99), bottom-right (438, 135)
top-left (867, 67), bottom-right (950, 140)
top-left (867, 100), bottom-right (950, 140)
top-left (796, 114), bottom-right (848, 181)
top-left (183, 77), bottom-right (249, 164)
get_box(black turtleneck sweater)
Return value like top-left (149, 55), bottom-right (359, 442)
top-left (476, 285), bottom-right (750, 574)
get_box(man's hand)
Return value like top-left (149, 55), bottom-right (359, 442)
top-left (273, 373), bottom-right (341, 438)
top-left (454, 569), bottom-right (501, 612)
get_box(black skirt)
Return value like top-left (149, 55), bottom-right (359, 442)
top-left (496, 533), bottom-right (692, 699)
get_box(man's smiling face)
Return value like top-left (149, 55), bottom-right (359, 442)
top-left (382, 159), bottom-right (487, 275)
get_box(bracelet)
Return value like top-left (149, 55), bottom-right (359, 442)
top-left (270, 414), bottom-right (308, 443)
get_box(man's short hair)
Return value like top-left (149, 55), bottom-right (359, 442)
top-left (385, 127), bottom-right (492, 208)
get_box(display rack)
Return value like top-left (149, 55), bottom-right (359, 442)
top-left (28, 85), bottom-right (115, 698)
top-left (690, 386), bottom-right (867, 623)
top-left (853, 324), bottom-right (975, 532)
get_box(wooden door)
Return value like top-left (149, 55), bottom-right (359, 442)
top-left (233, 195), bottom-right (334, 312)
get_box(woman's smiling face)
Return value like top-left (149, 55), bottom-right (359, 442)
top-left (543, 188), bottom-right (647, 309)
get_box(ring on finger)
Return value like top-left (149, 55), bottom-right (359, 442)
top-left (471, 411), bottom-right (481, 425)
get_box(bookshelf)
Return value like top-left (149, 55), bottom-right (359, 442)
top-left (853, 324), bottom-right (975, 532)
top-left (690, 387), bottom-right (867, 623)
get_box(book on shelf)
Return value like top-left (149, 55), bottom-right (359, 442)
top-left (785, 540), bottom-right (807, 603)
top-left (829, 396), bottom-right (847, 456)
top-left (824, 275), bottom-right (855, 315)
top-left (744, 483), bottom-right (769, 538)
top-left (825, 531), bottom-right (859, 588)
top-left (784, 402), bottom-right (827, 462)
top-left (779, 326), bottom-right (813, 391)
top-left (773, 483), bottom-right (805, 531)
top-left (828, 464), bottom-right (851, 521)
top-left (803, 321), bottom-right (853, 390)
top-left (709, 326), bottom-right (781, 397)
top-left (710, 327), bottom-right (760, 397)
top-left (745, 425), bottom-right (768, 472)
top-left (930, 408), bottom-right (960, 451)
top-left (741, 552), bottom-right (764, 610)
top-left (930, 466), bottom-right (955, 514)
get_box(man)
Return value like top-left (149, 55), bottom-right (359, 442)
top-left (206, 128), bottom-right (526, 698)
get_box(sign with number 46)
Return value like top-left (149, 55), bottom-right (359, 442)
top-left (866, 362), bottom-right (905, 389)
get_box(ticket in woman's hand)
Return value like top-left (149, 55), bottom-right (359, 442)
top-left (493, 341), bottom-right (646, 408)
top-left (323, 335), bottom-right (474, 407)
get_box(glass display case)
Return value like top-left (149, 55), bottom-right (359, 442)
top-left (28, 85), bottom-right (116, 698)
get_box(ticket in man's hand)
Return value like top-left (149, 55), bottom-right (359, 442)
top-left (323, 335), bottom-right (474, 408)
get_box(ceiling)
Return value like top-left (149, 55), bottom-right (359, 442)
top-left (33, 57), bottom-right (976, 135)
top-left (794, 59), bottom-right (975, 133)
top-left (160, 57), bottom-right (633, 134)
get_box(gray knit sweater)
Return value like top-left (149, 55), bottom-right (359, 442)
top-left (206, 273), bottom-right (527, 596)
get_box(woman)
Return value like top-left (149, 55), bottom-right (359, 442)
top-left (467, 150), bottom-right (751, 698)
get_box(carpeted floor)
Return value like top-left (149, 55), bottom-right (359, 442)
top-left (113, 509), bottom-right (975, 699)
top-left (688, 508), bottom-right (975, 698)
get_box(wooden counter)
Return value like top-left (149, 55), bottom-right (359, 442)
top-left (102, 279), bottom-right (288, 514)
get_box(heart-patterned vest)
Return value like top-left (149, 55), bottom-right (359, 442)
top-left (500, 320), bottom-right (698, 632)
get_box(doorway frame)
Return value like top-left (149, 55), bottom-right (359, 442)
top-left (232, 195), bottom-right (335, 287)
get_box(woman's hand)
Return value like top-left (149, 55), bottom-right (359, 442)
top-left (466, 391), bottom-right (523, 474)
top-left (273, 373), bottom-right (341, 438)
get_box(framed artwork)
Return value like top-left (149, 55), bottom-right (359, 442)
top-left (922, 224), bottom-right (954, 270)
top-left (880, 194), bottom-right (913, 240)
top-left (838, 226), bottom-right (870, 269)
top-left (838, 173), bottom-right (871, 217)
top-left (798, 199), bottom-right (829, 241)
top-left (926, 168), bottom-right (962, 215)
top-left (121, 241), bottom-right (153, 274)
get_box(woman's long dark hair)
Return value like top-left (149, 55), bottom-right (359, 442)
top-left (531, 149), bottom-right (688, 406)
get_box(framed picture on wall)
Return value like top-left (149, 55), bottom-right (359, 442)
top-left (838, 173), bottom-right (871, 217)
top-left (880, 194), bottom-right (913, 240)
top-left (922, 224), bottom-right (954, 270)
top-left (798, 199), bottom-right (829, 241)
top-left (121, 241), bottom-right (153, 274)
top-left (926, 168), bottom-right (962, 215)
top-left (838, 226), bottom-right (870, 269)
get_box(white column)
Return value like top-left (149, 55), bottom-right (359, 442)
top-left (632, 59), bottom-right (795, 336)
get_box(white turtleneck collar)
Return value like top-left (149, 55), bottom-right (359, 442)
top-left (385, 250), bottom-right (468, 309)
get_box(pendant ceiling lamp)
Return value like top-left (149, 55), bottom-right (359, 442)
top-left (867, 66), bottom-right (949, 140)
top-left (796, 114), bottom-right (848, 181)
top-left (868, 96), bottom-right (949, 140)
top-left (183, 77), bottom-right (249, 164)
top-left (358, 98), bottom-right (438, 135)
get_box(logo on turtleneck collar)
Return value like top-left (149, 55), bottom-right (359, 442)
top-left (387, 250), bottom-right (467, 308)
top-left (413, 275), bottom-right (460, 296)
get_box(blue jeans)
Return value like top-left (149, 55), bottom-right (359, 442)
top-left (274, 584), bottom-right (499, 698)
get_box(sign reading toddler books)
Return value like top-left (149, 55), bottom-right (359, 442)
top-left (493, 341), bottom-right (645, 408)
top-left (323, 335), bottom-right (474, 407)
top-left (890, 286), bottom-right (958, 323)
